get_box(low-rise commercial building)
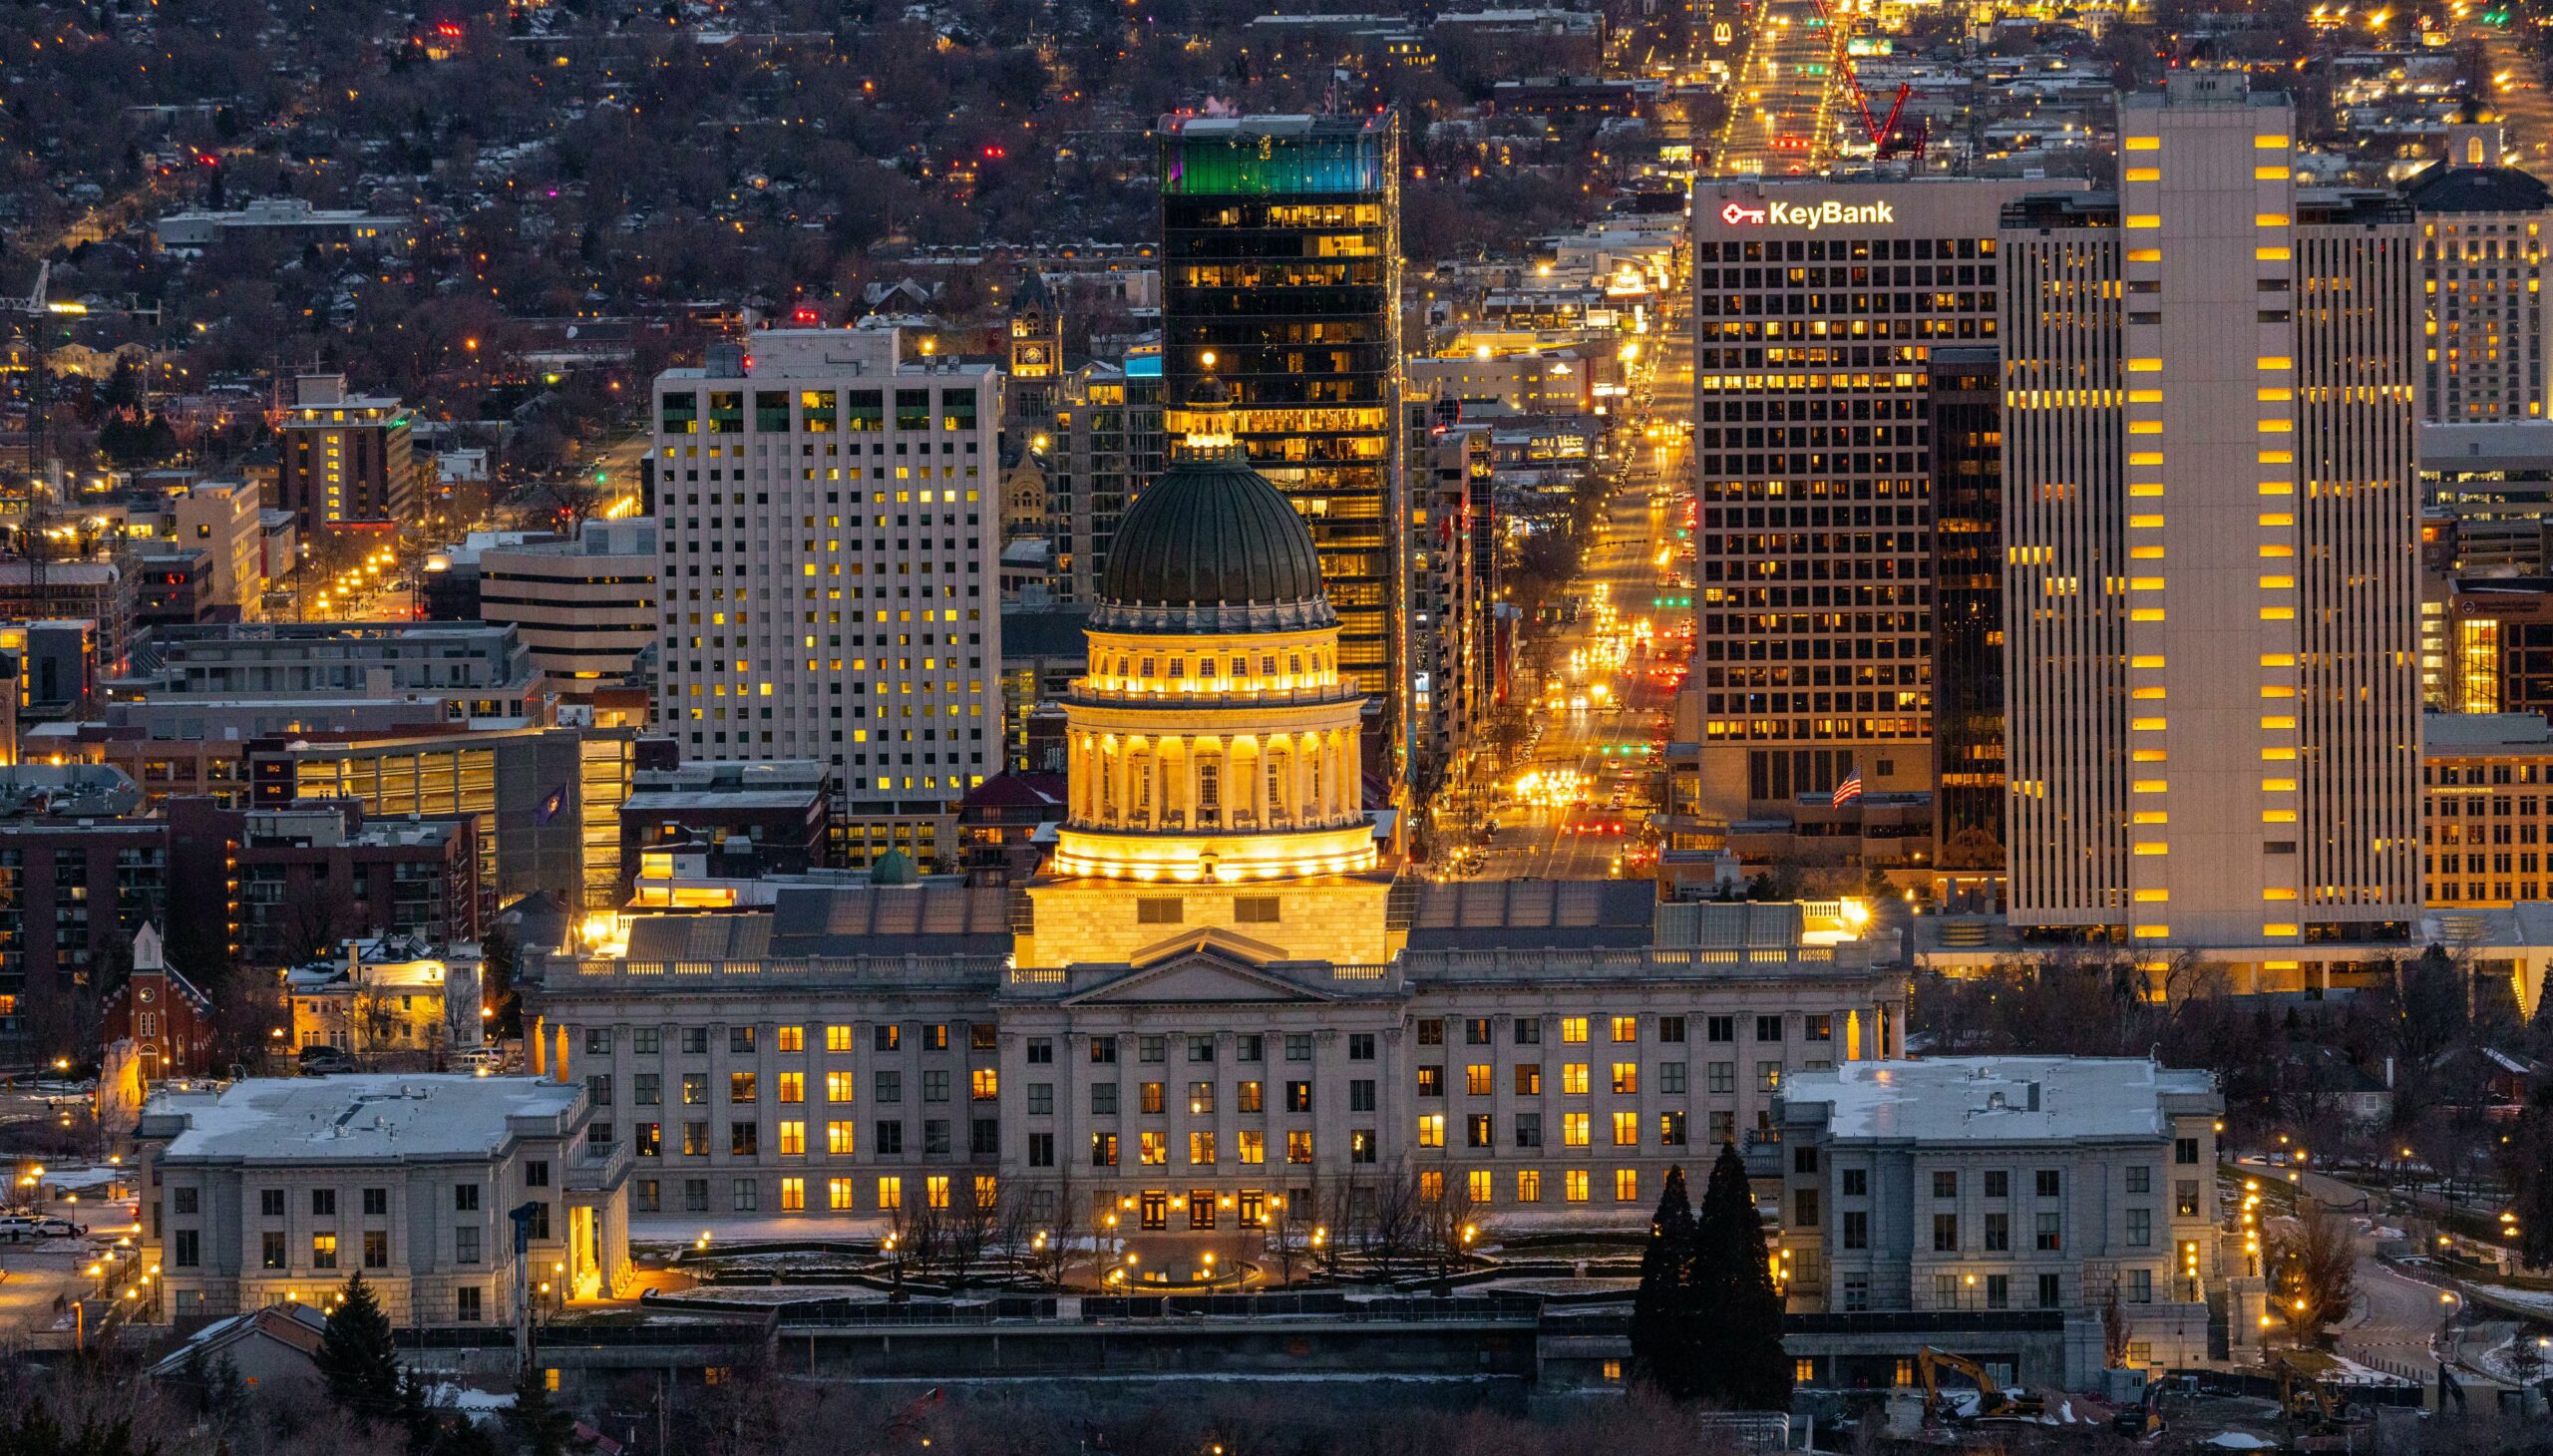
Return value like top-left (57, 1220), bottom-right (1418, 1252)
top-left (155, 198), bottom-right (412, 254)
top-left (617, 759), bottom-right (835, 903)
top-left (475, 522), bottom-right (658, 689)
top-left (120, 621), bottom-right (538, 717)
top-left (37, 697), bottom-right (454, 810)
top-left (139, 1075), bottom-right (630, 1326)
top-left (169, 799), bottom-right (482, 969)
top-left (249, 721), bottom-right (636, 913)
top-left (2421, 711), bottom-right (2553, 908)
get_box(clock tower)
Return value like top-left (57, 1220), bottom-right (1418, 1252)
top-left (1007, 269), bottom-right (1063, 426)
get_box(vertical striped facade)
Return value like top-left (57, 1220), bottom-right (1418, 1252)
top-left (2001, 210), bottom-right (2126, 923)
top-left (2001, 75), bottom-right (2420, 953)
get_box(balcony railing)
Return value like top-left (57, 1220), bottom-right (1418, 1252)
top-left (567, 1140), bottom-right (633, 1193)
top-left (568, 954), bottom-right (1012, 985)
top-left (1064, 679), bottom-right (1361, 709)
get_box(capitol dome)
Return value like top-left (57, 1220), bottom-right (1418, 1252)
top-left (1091, 389), bottom-right (1333, 634)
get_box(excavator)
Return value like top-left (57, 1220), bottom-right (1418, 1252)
top-left (1917, 1345), bottom-right (2047, 1427)
top-left (2269, 1352), bottom-right (2363, 1452)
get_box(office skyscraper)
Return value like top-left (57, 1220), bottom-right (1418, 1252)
top-left (1684, 179), bottom-right (2056, 824)
top-left (650, 328), bottom-right (1003, 870)
top-left (1159, 113), bottom-right (1406, 780)
top-left (1924, 344), bottom-right (2005, 905)
top-left (2001, 75), bottom-right (2421, 956)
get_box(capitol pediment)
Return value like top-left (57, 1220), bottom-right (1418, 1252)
top-left (1062, 930), bottom-right (1337, 1005)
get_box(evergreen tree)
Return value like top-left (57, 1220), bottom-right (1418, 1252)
top-left (2503, 1082), bottom-right (2553, 1271)
top-left (1688, 1142), bottom-right (1795, 1411)
top-left (314, 1273), bottom-right (406, 1424)
top-left (510, 1361), bottom-right (579, 1456)
top-left (1629, 1164), bottom-right (1700, 1398)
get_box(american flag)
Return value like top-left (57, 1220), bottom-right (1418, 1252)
top-left (1831, 769), bottom-right (1864, 809)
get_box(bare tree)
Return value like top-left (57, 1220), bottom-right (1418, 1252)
top-left (2268, 1200), bottom-right (2358, 1342)
top-left (1364, 1163), bottom-right (1426, 1273)
top-left (1263, 1185), bottom-right (1309, 1287)
top-left (1420, 1176), bottom-right (1486, 1290)
top-left (2102, 1283), bottom-right (2129, 1369)
top-left (887, 1195), bottom-right (947, 1298)
top-left (1314, 1171), bottom-right (1357, 1277)
top-left (941, 1176), bottom-right (1004, 1291)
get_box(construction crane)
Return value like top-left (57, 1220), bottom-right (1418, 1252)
top-left (2, 261), bottom-right (60, 489)
top-left (1916, 1345), bottom-right (2047, 1426)
top-left (1806, 0), bottom-right (1926, 160)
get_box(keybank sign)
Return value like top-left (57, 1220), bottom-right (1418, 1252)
top-left (1718, 198), bottom-right (1896, 231)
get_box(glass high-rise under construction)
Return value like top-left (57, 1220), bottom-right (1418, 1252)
top-left (1159, 112), bottom-right (1406, 781)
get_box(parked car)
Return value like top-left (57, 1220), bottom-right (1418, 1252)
top-left (0, 1215), bottom-right (86, 1241)
top-left (296, 1045), bottom-right (354, 1076)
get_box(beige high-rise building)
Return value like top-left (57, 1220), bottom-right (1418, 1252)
top-left (2002, 75), bottom-right (2423, 965)
top-left (650, 329), bottom-right (1003, 870)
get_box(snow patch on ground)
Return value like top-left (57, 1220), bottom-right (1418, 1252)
top-left (2473, 1333), bottom-right (2553, 1387)
top-left (2470, 1282), bottom-right (2553, 1316)
top-left (2321, 1354), bottom-right (2420, 1387)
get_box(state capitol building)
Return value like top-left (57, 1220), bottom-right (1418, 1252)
top-left (526, 395), bottom-right (1907, 1258)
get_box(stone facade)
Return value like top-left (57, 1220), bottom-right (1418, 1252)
top-left (527, 897), bottom-right (1906, 1237)
top-left (1775, 1057), bottom-right (2225, 1368)
top-left (140, 1075), bottom-right (631, 1326)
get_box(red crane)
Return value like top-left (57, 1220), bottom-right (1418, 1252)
top-left (1806, 0), bottom-right (1925, 159)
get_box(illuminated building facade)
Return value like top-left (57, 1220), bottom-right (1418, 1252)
top-left (274, 374), bottom-right (419, 534)
top-left (2001, 76), bottom-right (2421, 958)
top-left (650, 329), bottom-right (1003, 871)
top-left (1044, 357), bottom-right (1167, 605)
top-left (2421, 711), bottom-right (2553, 908)
top-left (2403, 120), bottom-right (2550, 424)
top-left (525, 417), bottom-right (1908, 1246)
top-left (1684, 178), bottom-right (2058, 824)
top-left (1160, 113), bottom-right (1407, 782)
top-left (249, 723), bottom-right (633, 914)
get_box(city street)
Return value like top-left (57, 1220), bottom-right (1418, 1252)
top-left (1464, 310), bottom-right (1695, 883)
top-left (2267, 1163), bottom-right (2517, 1396)
top-left (1713, 0), bottom-right (1846, 176)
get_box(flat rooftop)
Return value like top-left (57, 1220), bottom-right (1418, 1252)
top-left (2424, 711), bottom-right (2553, 752)
top-left (1783, 1057), bottom-right (2218, 1143)
top-left (147, 1075), bottom-right (575, 1163)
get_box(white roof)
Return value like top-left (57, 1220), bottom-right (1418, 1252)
top-left (1784, 1057), bottom-right (2217, 1143)
top-left (150, 1075), bottom-right (576, 1163)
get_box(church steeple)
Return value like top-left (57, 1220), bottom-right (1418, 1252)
top-left (1008, 267), bottom-right (1060, 382)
